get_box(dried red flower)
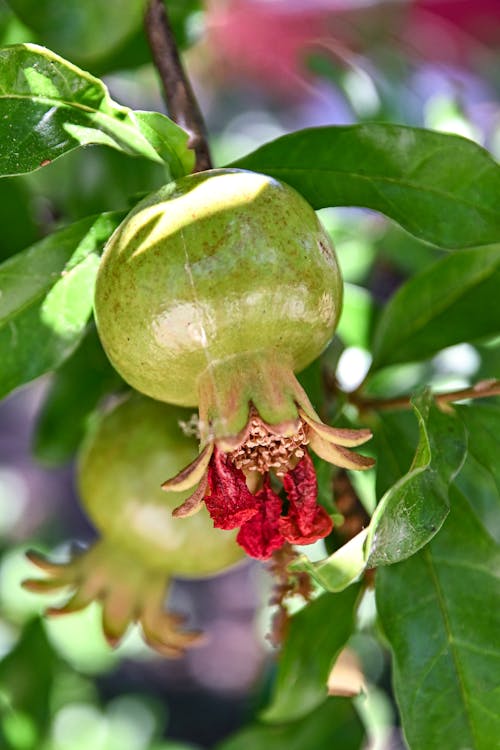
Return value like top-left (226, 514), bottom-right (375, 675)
top-left (163, 401), bottom-right (374, 560)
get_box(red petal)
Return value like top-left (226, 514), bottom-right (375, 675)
top-left (236, 478), bottom-right (285, 560)
top-left (279, 505), bottom-right (333, 545)
top-left (280, 452), bottom-right (333, 544)
top-left (282, 452), bottom-right (318, 533)
top-left (204, 447), bottom-right (259, 530)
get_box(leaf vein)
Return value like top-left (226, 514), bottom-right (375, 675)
top-left (424, 549), bottom-right (479, 748)
top-left (250, 166), bottom-right (500, 220)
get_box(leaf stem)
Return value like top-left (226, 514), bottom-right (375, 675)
top-left (353, 379), bottom-right (500, 413)
top-left (144, 0), bottom-right (212, 173)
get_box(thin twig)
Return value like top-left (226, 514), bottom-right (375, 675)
top-left (267, 544), bottom-right (314, 648)
top-left (353, 378), bottom-right (500, 413)
top-left (144, 0), bottom-right (212, 172)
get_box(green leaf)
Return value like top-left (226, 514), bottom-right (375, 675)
top-left (456, 401), bottom-right (500, 498)
top-left (0, 44), bottom-right (194, 177)
top-left (375, 222), bottom-right (444, 276)
top-left (262, 584), bottom-right (361, 723)
top-left (5, 0), bottom-right (201, 75)
top-left (0, 211), bottom-right (123, 398)
top-left (365, 392), bottom-right (467, 566)
top-left (27, 146), bottom-right (166, 221)
top-left (370, 409), bottom-right (418, 497)
top-left (0, 619), bottom-right (60, 743)
top-left (293, 531), bottom-right (369, 594)
top-left (455, 400), bottom-right (500, 543)
top-left (133, 111), bottom-right (195, 175)
top-left (217, 698), bottom-right (364, 750)
top-left (0, 178), bottom-right (39, 259)
top-left (371, 245), bottom-right (500, 370)
top-left (5, 0), bottom-right (144, 64)
top-left (33, 325), bottom-right (125, 465)
top-left (231, 125), bottom-right (500, 248)
top-left (293, 393), bottom-right (466, 590)
top-left (376, 486), bottom-right (500, 750)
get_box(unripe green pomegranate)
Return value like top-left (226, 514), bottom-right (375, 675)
top-left (94, 169), bottom-right (374, 561)
top-left (94, 168), bottom-right (342, 411)
top-left (24, 394), bottom-right (244, 656)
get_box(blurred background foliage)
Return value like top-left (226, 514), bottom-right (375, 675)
top-left (0, 0), bottom-right (499, 748)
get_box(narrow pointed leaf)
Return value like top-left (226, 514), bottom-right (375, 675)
top-left (376, 486), bottom-right (500, 750)
top-left (231, 125), bottom-right (500, 248)
top-left (371, 245), bottom-right (500, 369)
top-left (0, 211), bottom-right (123, 397)
top-left (0, 44), bottom-right (194, 177)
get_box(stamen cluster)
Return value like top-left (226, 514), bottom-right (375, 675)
top-left (230, 414), bottom-right (308, 476)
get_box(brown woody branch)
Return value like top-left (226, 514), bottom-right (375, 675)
top-left (353, 378), bottom-right (500, 413)
top-left (145, 0), bottom-right (212, 172)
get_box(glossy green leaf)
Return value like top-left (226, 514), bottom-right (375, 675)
top-left (455, 400), bottom-right (500, 543)
top-left (376, 486), bottom-right (500, 750)
top-left (371, 245), bottom-right (500, 369)
top-left (5, 0), bottom-right (144, 64)
top-left (456, 401), bottom-right (500, 497)
top-left (133, 111), bottom-right (195, 174)
top-left (33, 326), bottom-right (125, 465)
top-left (0, 211), bottom-right (123, 397)
top-left (0, 44), bottom-right (194, 177)
top-left (376, 222), bottom-right (444, 276)
top-left (365, 392), bottom-right (467, 566)
top-left (293, 393), bottom-right (466, 590)
top-left (262, 584), bottom-right (361, 723)
top-left (217, 698), bottom-right (364, 750)
top-left (231, 125), bottom-right (500, 248)
top-left (370, 409), bottom-right (418, 497)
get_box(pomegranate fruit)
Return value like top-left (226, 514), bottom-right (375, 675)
top-left (93, 169), bottom-right (374, 560)
top-left (24, 394), bottom-right (243, 656)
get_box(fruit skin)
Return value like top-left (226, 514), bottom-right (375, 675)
top-left (77, 394), bottom-right (243, 576)
top-left (94, 168), bottom-right (342, 409)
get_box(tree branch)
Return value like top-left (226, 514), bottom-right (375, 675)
top-left (144, 0), bottom-right (212, 173)
top-left (354, 378), bottom-right (500, 413)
